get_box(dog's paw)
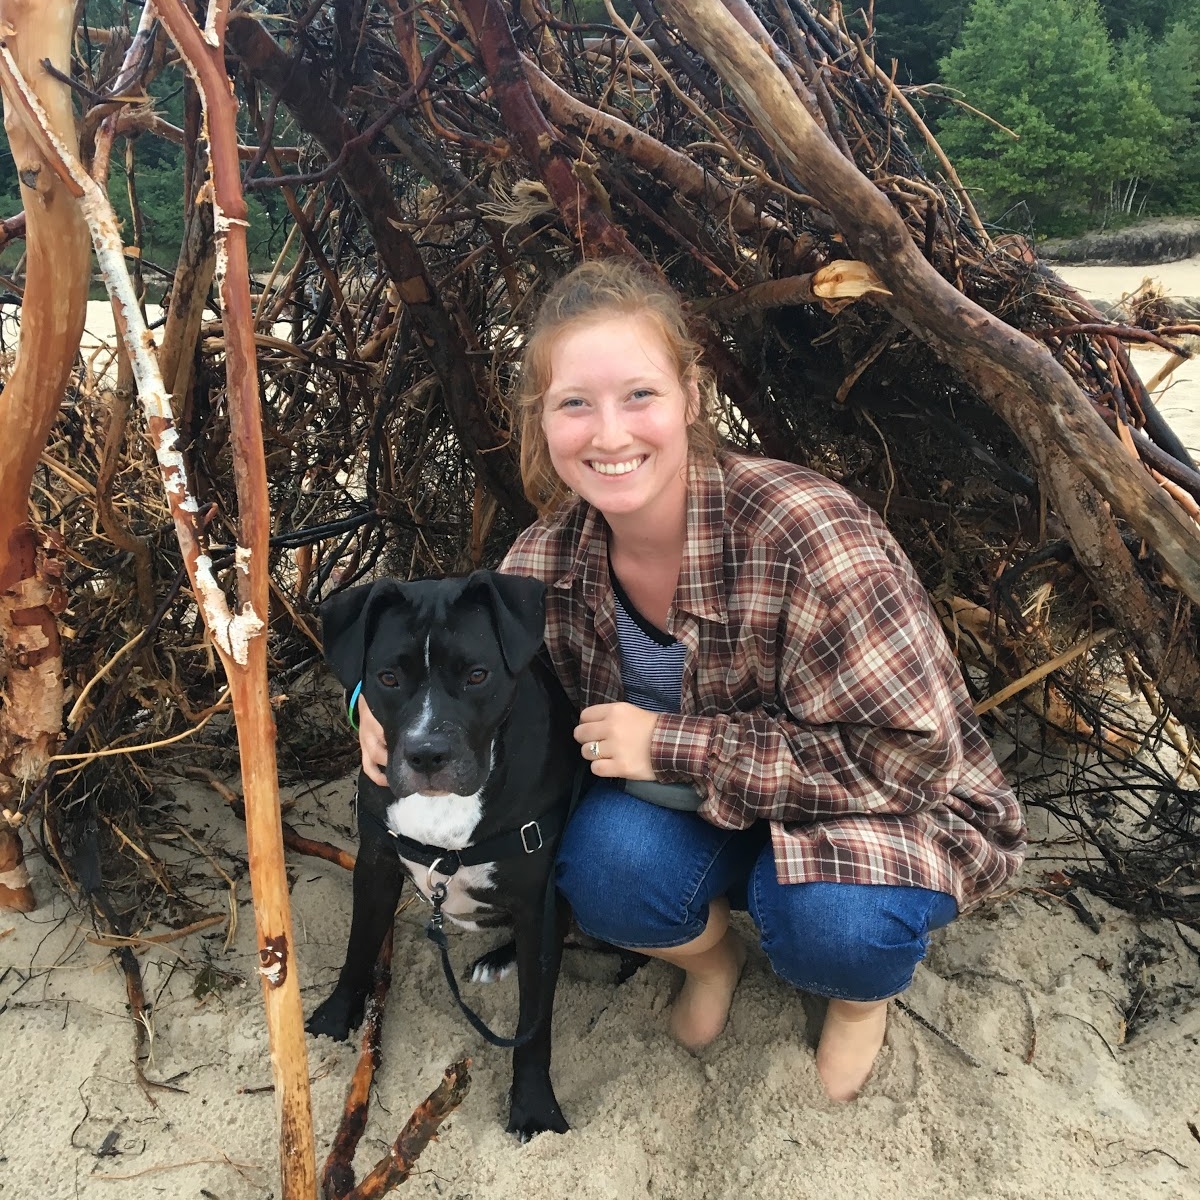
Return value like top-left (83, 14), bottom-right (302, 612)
top-left (305, 992), bottom-right (363, 1041)
top-left (468, 940), bottom-right (517, 985)
top-left (508, 1078), bottom-right (569, 1142)
top-left (507, 1101), bottom-right (570, 1143)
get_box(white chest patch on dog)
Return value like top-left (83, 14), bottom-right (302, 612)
top-left (386, 790), bottom-right (483, 849)
top-left (386, 791), bottom-right (498, 930)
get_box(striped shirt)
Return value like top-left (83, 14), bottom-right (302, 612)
top-left (501, 450), bottom-right (1026, 908)
top-left (611, 569), bottom-right (686, 714)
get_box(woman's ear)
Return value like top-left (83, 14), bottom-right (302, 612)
top-left (685, 375), bottom-right (701, 426)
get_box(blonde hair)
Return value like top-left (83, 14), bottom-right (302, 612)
top-left (513, 260), bottom-right (719, 517)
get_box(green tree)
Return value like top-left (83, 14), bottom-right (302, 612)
top-left (1136, 16), bottom-right (1200, 208)
top-left (1097, 0), bottom-right (1190, 41)
top-left (937, 0), bottom-right (1171, 233)
top-left (871, 0), bottom-right (970, 85)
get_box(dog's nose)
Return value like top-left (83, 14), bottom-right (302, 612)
top-left (405, 734), bottom-right (452, 775)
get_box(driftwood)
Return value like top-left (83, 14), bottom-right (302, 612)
top-left (148, 3), bottom-right (321, 1192)
top-left (0, 0), bottom-right (89, 911)
top-left (187, 765), bottom-right (358, 873)
top-left (226, 13), bottom-right (530, 521)
top-left (1095, 289), bottom-right (1200, 401)
top-left (660, 0), bottom-right (1200, 609)
top-left (343, 1059), bottom-right (471, 1200)
top-left (0, 0), bottom-right (1192, 906)
top-left (316, 928), bottom-right (470, 1200)
top-left (0, 2), bottom-right (319, 1193)
top-left (322, 929), bottom-right (394, 1200)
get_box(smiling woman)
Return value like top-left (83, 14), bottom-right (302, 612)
top-left (511, 260), bottom-right (721, 519)
top-left (540, 317), bottom-right (696, 533)
top-left (486, 260), bottom-right (1026, 1101)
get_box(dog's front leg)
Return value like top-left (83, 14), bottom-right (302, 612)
top-left (507, 897), bottom-right (570, 1140)
top-left (306, 820), bottom-right (404, 1041)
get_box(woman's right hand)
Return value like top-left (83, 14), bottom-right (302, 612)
top-left (356, 695), bottom-right (389, 788)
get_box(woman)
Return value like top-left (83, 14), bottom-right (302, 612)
top-left (356, 260), bottom-right (1026, 1101)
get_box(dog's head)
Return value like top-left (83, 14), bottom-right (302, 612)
top-left (321, 572), bottom-right (547, 798)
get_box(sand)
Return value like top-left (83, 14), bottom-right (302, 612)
top-left (1055, 259), bottom-right (1200, 459)
top-left (2, 263), bottom-right (1200, 1199)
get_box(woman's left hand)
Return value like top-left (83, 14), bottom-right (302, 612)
top-left (575, 702), bottom-right (659, 780)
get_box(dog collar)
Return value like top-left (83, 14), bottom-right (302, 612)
top-left (363, 803), bottom-right (565, 878)
top-left (347, 681), bottom-right (363, 731)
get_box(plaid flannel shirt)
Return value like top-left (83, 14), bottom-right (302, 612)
top-left (501, 450), bottom-right (1026, 909)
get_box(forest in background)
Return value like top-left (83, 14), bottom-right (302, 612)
top-left (881, 0), bottom-right (1200, 234)
top-left (2, 0), bottom-right (1197, 275)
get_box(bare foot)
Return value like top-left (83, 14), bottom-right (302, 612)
top-left (815, 998), bottom-right (889, 1101)
top-left (669, 930), bottom-right (748, 1052)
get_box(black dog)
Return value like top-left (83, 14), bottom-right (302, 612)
top-left (307, 572), bottom-right (577, 1139)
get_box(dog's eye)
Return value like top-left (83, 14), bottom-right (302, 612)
top-left (378, 670), bottom-right (399, 688)
top-left (466, 668), bottom-right (489, 686)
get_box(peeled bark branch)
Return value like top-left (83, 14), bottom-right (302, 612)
top-left (0, 0), bottom-right (90, 910)
top-left (458, 0), bottom-right (641, 260)
top-left (151, 2), bottom-right (319, 1193)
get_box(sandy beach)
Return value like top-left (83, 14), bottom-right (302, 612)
top-left (2, 262), bottom-right (1199, 1199)
top-left (1055, 259), bottom-right (1200, 458)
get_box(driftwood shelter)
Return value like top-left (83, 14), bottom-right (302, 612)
top-left (0, 1), bottom-right (1197, 1195)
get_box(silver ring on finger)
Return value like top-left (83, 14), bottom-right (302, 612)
top-left (589, 740), bottom-right (601, 760)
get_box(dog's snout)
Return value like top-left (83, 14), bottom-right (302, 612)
top-left (405, 733), bottom-right (452, 775)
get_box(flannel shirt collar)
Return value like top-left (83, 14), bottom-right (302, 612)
top-left (553, 452), bottom-right (728, 624)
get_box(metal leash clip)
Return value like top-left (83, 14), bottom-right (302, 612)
top-left (426, 880), bottom-right (450, 943)
top-left (426, 856), bottom-right (446, 894)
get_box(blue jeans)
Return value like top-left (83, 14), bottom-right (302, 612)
top-left (557, 784), bottom-right (958, 1002)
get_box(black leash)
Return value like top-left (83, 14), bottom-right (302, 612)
top-left (425, 880), bottom-right (537, 1048)
top-left (367, 764), bottom-right (588, 1049)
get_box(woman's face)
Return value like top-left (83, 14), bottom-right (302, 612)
top-left (540, 313), bottom-right (697, 529)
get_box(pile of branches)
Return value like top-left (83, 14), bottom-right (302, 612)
top-left (4, 0), bottom-right (1199, 930)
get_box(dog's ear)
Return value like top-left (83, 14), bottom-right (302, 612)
top-left (320, 580), bottom-right (405, 687)
top-left (466, 571), bottom-right (547, 675)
